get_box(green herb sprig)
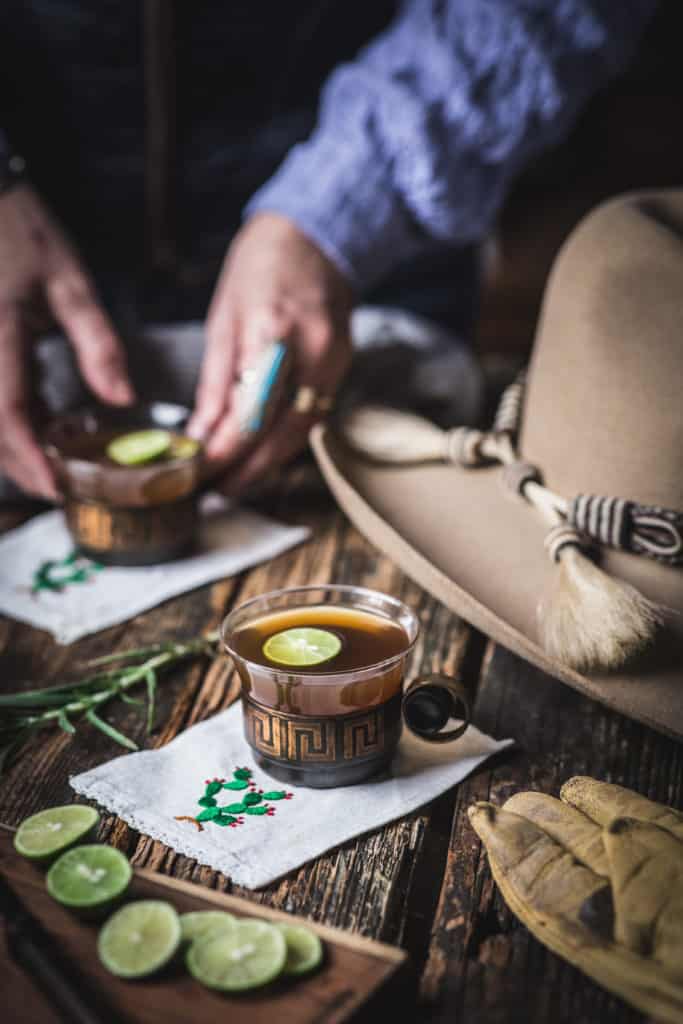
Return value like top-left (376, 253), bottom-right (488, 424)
top-left (0, 632), bottom-right (219, 774)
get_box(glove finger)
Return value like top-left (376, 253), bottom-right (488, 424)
top-left (561, 777), bottom-right (683, 841)
top-left (504, 791), bottom-right (609, 877)
top-left (470, 803), bottom-right (683, 1022)
top-left (604, 816), bottom-right (683, 974)
top-left (468, 802), bottom-right (607, 929)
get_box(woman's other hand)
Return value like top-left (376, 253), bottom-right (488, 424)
top-left (0, 185), bottom-right (134, 498)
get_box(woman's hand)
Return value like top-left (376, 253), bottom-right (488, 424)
top-left (189, 212), bottom-right (353, 492)
top-left (0, 185), bottom-right (134, 498)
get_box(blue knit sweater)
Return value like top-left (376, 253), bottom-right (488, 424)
top-left (247, 0), bottom-right (657, 289)
top-left (0, 1), bottom-right (656, 294)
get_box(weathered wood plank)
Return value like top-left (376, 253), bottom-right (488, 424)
top-left (420, 642), bottom-right (683, 1023)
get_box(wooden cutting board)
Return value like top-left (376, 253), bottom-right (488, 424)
top-left (0, 828), bottom-right (409, 1023)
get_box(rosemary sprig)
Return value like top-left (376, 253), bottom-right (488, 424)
top-left (0, 632), bottom-right (219, 773)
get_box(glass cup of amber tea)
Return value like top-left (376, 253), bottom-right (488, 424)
top-left (43, 402), bottom-right (204, 566)
top-left (222, 584), bottom-right (471, 788)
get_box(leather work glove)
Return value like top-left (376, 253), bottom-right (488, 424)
top-left (468, 777), bottom-right (683, 1023)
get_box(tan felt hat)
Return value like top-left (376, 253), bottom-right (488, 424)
top-left (312, 190), bottom-right (683, 740)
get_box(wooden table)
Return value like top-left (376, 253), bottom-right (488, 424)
top-left (1, 469), bottom-right (682, 1023)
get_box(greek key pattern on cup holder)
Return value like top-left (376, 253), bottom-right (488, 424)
top-left (243, 694), bottom-right (401, 764)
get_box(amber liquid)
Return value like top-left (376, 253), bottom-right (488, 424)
top-left (231, 605), bottom-right (410, 716)
top-left (59, 429), bottom-right (190, 466)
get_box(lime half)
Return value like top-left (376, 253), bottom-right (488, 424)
top-left (277, 923), bottom-right (324, 977)
top-left (47, 845), bottom-right (132, 910)
top-left (14, 805), bottom-right (99, 862)
top-left (263, 627), bottom-right (341, 668)
top-left (187, 918), bottom-right (287, 992)
top-left (106, 429), bottom-right (171, 466)
top-left (180, 910), bottom-right (236, 945)
top-left (99, 900), bottom-right (181, 979)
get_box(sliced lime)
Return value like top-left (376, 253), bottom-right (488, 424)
top-left (99, 900), bottom-right (181, 979)
top-left (187, 918), bottom-right (287, 992)
top-left (263, 627), bottom-right (342, 668)
top-left (277, 923), bottom-right (324, 977)
top-left (106, 429), bottom-right (171, 466)
top-left (180, 910), bottom-right (236, 945)
top-left (46, 845), bottom-right (132, 909)
top-left (165, 435), bottom-right (200, 460)
top-left (14, 805), bottom-right (100, 861)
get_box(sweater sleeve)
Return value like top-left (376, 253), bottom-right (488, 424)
top-left (245, 0), bottom-right (657, 291)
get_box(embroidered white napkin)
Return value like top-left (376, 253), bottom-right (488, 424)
top-left (0, 496), bottom-right (309, 644)
top-left (70, 702), bottom-right (512, 888)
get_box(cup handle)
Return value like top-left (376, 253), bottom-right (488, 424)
top-left (401, 673), bottom-right (471, 743)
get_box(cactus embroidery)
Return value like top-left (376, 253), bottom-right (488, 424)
top-left (32, 550), bottom-right (103, 594)
top-left (174, 767), bottom-right (293, 832)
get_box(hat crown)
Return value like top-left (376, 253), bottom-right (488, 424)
top-left (520, 193), bottom-right (683, 512)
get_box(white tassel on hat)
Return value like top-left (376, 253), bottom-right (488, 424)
top-left (340, 375), bottom-right (664, 672)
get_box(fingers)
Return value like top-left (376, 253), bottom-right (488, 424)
top-left (46, 267), bottom-right (134, 406)
top-left (0, 313), bottom-right (58, 498)
top-left (185, 282), bottom-right (241, 442)
top-left (212, 315), bottom-right (349, 491)
top-left (503, 791), bottom-right (609, 877)
top-left (192, 304), bottom-right (294, 460)
top-left (215, 406), bottom-right (314, 495)
top-left (204, 405), bottom-right (243, 463)
top-left (468, 802), bottom-right (604, 917)
top-left (560, 777), bottom-right (683, 840)
top-left (603, 817), bottom-right (683, 957)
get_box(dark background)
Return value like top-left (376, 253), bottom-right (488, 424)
top-left (477, 0), bottom-right (683, 357)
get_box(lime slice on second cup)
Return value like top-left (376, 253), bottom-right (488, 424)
top-left (99, 900), bottom-right (181, 978)
top-left (180, 910), bottom-right (236, 945)
top-left (46, 844), bottom-right (132, 909)
top-left (277, 922), bottom-right (324, 976)
top-left (187, 918), bottom-right (287, 992)
top-left (14, 805), bottom-right (100, 861)
top-left (106, 429), bottom-right (171, 466)
top-left (263, 627), bottom-right (341, 667)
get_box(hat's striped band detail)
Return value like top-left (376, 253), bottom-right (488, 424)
top-left (569, 495), bottom-right (683, 566)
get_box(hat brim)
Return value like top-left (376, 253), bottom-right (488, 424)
top-left (312, 424), bottom-right (683, 741)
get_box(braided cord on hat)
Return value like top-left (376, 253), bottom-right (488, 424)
top-left (340, 367), bottom-right (666, 669)
top-left (493, 370), bottom-right (527, 436)
top-left (544, 525), bottom-right (590, 563)
top-left (475, 382), bottom-right (677, 570)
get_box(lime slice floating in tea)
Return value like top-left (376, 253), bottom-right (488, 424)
top-left (263, 627), bottom-right (342, 668)
top-left (47, 844), bottom-right (132, 910)
top-left (99, 900), bottom-right (182, 979)
top-left (14, 805), bottom-right (100, 862)
top-left (180, 910), bottom-right (236, 945)
top-left (277, 922), bottom-right (324, 977)
top-left (106, 429), bottom-right (171, 466)
top-left (187, 918), bottom-right (287, 992)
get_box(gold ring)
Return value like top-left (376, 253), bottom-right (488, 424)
top-left (292, 387), bottom-right (334, 416)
